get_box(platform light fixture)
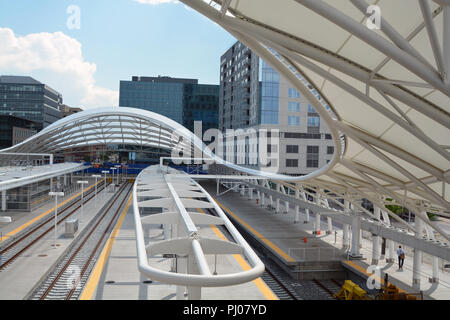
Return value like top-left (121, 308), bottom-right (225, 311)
top-left (77, 181), bottom-right (89, 222)
top-left (49, 191), bottom-right (64, 249)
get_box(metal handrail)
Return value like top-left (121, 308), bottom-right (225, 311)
top-left (133, 166), bottom-right (265, 289)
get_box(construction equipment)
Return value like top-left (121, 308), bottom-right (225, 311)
top-left (334, 280), bottom-right (370, 300)
top-left (375, 274), bottom-right (423, 300)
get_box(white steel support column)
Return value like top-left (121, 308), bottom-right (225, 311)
top-left (372, 207), bottom-right (382, 265)
top-left (315, 212), bottom-right (321, 235)
top-left (413, 215), bottom-right (424, 290)
top-left (313, 192), bottom-right (321, 235)
top-left (176, 255), bottom-right (187, 300)
top-left (343, 224), bottom-right (350, 250)
top-left (1, 190), bottom-right (6, 212)
top-left (327, 217), bottom-right (333, 235)
top-left (269, 195), bottom-right (273, 208)
top-left (304, 208), bottom-right (310, 224)
top-left (261, 193), bottom-right (265, 206)
top-left (285, 201), bottom-right (289, 213)
top-left (276, 198), bottom-right (280, 213)
top-left (343, 199), bottom-right (350, 250)
top-left (248, 188), bottom-right (253, 200)
top-left (386, 239), bottom-right (396, 263)
top-left (187, 255), bottom-right (202, 300)
top-left (425, 223), bottom-right (440, 283)
top-left (294, 205), bottom-right (300, 224)
top-left (350, 211), bottom-right (363, 259)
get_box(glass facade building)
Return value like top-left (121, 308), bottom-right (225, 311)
top-left (0, 115), bottom-right (40, 149)
top-left (0, 76), bottom-right (63, 130)
top-left (119, 76), bottom-right (219, 134)
top-left (219, 41), bottom-right (335, 175)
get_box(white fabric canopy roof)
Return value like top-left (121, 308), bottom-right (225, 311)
top-left (181, 0), bottom-right (449, 217)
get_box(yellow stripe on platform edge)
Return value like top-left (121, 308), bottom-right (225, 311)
top-left (213, 198), bottom-right (295, 263)
top-left (197, 207), bottom-right (278, 300)
top-left (79, 194), bottom-right (133, 300)
top-left (0, 180), bottom-right (102, 243)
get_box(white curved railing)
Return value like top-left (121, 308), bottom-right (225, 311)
top-left (133, 165), bottom-right (264, 299)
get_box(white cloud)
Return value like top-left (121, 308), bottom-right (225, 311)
top-left (0, 27), bottom-right (118, 109)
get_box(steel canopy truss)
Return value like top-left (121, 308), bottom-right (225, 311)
top-left (181, 0), bottom-right (450, 241)
top-left (133, 165), bottom-right (264, 299)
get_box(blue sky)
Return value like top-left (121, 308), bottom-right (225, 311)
top-left (0, 0), bottom-right (236, 108)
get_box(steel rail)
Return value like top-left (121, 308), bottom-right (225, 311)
top-left (37, 182), bottom-right (131, 300)
top-left (0, 180), bottom-right (108, 271)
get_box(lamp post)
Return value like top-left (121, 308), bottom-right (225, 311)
top-left (101, 170), bottom-right (109, 196)
top-left (111, 168), bottom-right (117, 191)
top-left (49, 191), bottom-right (64, 249)
top-left (115, 165), bottom-right (121, 184)
top-left (92, 175), bottom-right (101, 200)
top-left (77, 181), bottom-right (88, 223)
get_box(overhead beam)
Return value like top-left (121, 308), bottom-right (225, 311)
top-left (294, 0), bottom-right (449, 94)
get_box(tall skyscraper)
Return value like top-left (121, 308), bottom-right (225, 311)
top-left (0, 75), bottom-right (63, 130)
top-left (219, 41), bottom-right (335, 176)
top-left (119, 76), bottom-right (219, 135)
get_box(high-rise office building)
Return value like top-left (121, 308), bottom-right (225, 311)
top-left (0, 76), bottom-right (63, 130)
top-left (61, 104), bottom-right (83, 118)
top-left (0, 115), bottom-right (39, 149)
top-left (219, 41), bottom-right (335, 176)
top-left (119, 76), bottom-right (219, 135)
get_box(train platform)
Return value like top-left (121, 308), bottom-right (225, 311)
top-left (0, 178), bottom-right (101, 241)
top-left (200, 181), bottom-right (450, 300)
top-left (200, 181), bottom-right (347, 280)
top-left (80, 203), bottom-right (278, 300)
top-left (0, 181), bottom-right (116, 299)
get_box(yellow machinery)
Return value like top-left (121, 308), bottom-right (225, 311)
top-left (334, 280), bottom-right (370, 300)
top-left (374, 275), bottom-right (423, 300)
top-left (335, 276), bottom-right (423, 300)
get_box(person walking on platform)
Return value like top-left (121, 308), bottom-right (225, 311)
top-left (397, 246), bottom-right (405, 270)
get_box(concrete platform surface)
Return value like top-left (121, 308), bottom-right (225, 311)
top-left (0, 184), bottom-right (116, 300)
top-left (85, 204), bottom-right (277, 300)
top-left (201, 181), bottom-right (450, 300)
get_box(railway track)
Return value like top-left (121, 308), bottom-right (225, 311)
top-left (205, 204), bottom-right (345, 300)
top-left (312, 279), bottom-right (343, 299)
top-left (0, 181), bottom-right (110, 271)
top-left (204, 208), bottom-right (301, 300)
top-left (27, 182), bottom-right (132, 300)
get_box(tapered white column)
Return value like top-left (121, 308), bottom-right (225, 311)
top-left (372, 207), bottom-right (382, 264)
top-left (276, 198), bottom-right (280, 213)
top-left (386, 239), bottom-right (395, 263)
top-left (294, 205), bottom-right (300, 224)
top-left (342, 199), bottom-right (350, 250)
top-left (313, 193), bottom-right (321, 234)
top-left (343, 224), bottom-right (350, 250)
top-left (350, 211), bottom-right (362, 258)
top-left (261, 193), bottom-right (265, 206)
top-left (284, 201), bottom-right (289, 214)
top-left (314, 211), bottom-right (321, 235)
top-left (176, 255), bottom-right (187, 300)
top-left (304, 208), bottom-right (310, 224)
top-left (1, 190), bottom-right (6, 212)
top-left (248, 188), bottom-right (253, 200)
top-left (412, 215), bottom-right (423, 290)
top-left (326, 217), bottom-right (332, 235)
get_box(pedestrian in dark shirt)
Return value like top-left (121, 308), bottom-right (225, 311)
top-left (397, 246), bottom-right (405, 269)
